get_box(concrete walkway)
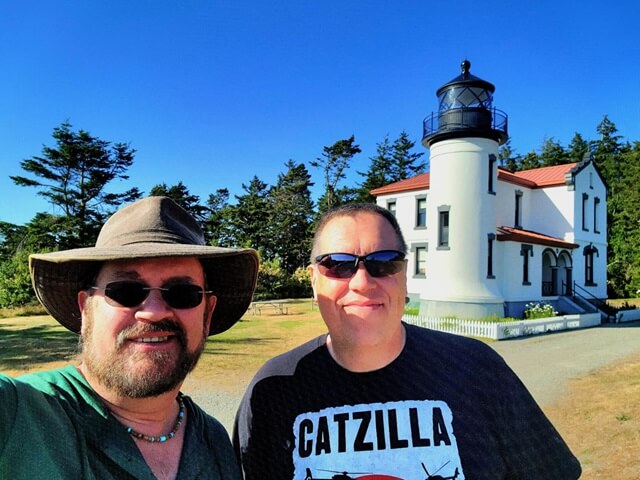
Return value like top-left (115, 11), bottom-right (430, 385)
top-left (491, 320), bottom-right (640, 406)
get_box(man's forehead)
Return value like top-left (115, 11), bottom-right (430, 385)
top-left (317, 213), bottom-right (395, 249)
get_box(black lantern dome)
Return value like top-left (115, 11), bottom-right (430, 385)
top-left (423, 60), bottom-right (508, 147)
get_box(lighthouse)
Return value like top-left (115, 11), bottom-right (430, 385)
top-left (421, 60), bottom-right (508, 318)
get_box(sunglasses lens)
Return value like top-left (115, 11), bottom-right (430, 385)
top-left (164, 284), bottom-right (204, 309)
top-left (100, 282), bottom-right (204, 309)
top-left (103, 281), bottom-right (148, 307)
top-left (364, 251), bottom-right (405, 277)
top-left (317, 254), bottom-right (357, 279)
top-left (316, 250), bottom-right (405, 279)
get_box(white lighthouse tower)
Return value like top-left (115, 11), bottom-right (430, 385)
top-left (421, 60), bottom-right (508, 318)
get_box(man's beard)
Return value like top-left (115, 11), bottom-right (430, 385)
top-left (79, 305), bottom-right (208, 398)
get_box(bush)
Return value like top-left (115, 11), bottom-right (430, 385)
top-left (253, 259), bottom-right (312, 300)
top-left (0, 251), bottom-right (36, 308)
top-left (524, 302), bottom-right (558, 320)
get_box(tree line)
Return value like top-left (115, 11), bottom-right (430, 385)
top-left (1, 116), bottom-right (638, 308)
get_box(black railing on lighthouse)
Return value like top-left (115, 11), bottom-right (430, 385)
top-left (423, 107), bottom-right (508, 139)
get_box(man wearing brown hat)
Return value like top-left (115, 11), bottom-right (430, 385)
top-left (0, 196), bottom-right (259, 480)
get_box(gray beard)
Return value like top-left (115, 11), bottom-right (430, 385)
top-left (79, 307), bottom-right (207, 398)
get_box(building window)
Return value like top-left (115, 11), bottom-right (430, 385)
top-left (387, 200), bottom-right (397, 217)
top-left (415, 197), bottom-right (427, 228)
top-left (438, 206), bottom-right (450, 249)
top-left (488, 154), bottom-right (496, 194)
top-left (584, 245), bottom-right (598, 286)
top-left (414, 244), bottom-right (427, 277)
top-left (521, 244), bottom-right (533, 285)
top-left (487, 233), bottom-right (495, 279)
top-left (582, 193), bottom-right (589, 231)
top-left (593, 197), bottom-right (600, 234)
top-left (515, 190), bottom-right (523, 229)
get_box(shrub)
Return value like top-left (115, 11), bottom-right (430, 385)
top-left (524, 302), bottom-right (558, 320)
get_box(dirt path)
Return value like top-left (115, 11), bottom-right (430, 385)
top-left (184, 320), bottom-right (640, 432)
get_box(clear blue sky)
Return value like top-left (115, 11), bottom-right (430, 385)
top-left (1, 1), bottom-right (638, 226)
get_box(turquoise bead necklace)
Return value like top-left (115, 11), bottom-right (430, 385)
top-left (125, 393), bottom-right (185, 443)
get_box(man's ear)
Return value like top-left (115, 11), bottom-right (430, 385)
top-left (205, 295), bottom-right (217, 332)
top-left (308, 265), bottom-right (318, 300)
top-left (78, 290), bottom-right (90, 316)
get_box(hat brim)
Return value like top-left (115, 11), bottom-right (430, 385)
top-left (29, 244), bottom-right (259, 336)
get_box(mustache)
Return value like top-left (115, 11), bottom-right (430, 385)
top-left (116, 320), bottom-right (186, 348)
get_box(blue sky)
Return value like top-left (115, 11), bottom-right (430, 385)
top-left (1, 1), bottom-right (638, 226)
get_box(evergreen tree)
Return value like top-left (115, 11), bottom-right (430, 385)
top-left (591, 116), bottom-right (633, 296)
top-left (356, 131), bottom-right (426, 202)
top-left (539, 137), bottom-right (569, 167)
top-left (203, 188), bottom-right (234, 247)
top-left (498, 138), bottom-right (520, 172)
top-left (611, 142), bottom-right (640, 296)
top-left (355, 135), bottom-right (394, 203)
top-left (518, 150), bottom-right (542, 171)
top-left (567, 132), bottom-right (590, 163)
top-left (389, 130), bottom-right (427, 180)
top-left (268, 160), bottom-right (315, 274)
top-left (10, 122), bottom-right (141, 249)
top-left (593, 115), bottom-right (626, 188)
top-left (229, 176), bottom-right (271, 252)
top-left (310, 135), bottom-right (361, 213)
top-left (149, 181), bottom-right (208, 222)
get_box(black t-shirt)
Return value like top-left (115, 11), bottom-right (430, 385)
top-left (234, 323), bottom-right (581, 480)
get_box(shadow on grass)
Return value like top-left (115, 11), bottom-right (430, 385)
top-left (202, 336), bottom-right (282, 357)
top-left (0, 324), bottom-right (78, 370)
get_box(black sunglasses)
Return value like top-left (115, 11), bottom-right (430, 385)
top-left (91, 281), bottom-right (211, 309)
top-left (314, 250), bottom-right (406, 279)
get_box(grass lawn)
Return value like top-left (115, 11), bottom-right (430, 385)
top-left (1, 299), bottom-right (639, 478)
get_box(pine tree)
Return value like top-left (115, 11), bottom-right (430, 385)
top-left (310, 135), bottom-right (361, 213)
top-left (389, 130), bottom-right (427, 180)
top-left (149, 181), bottom-right (208, 222)
top-left (567, 133), bottom-right (590, 163)
top-left (10, 122), bottom-right (140, 249)
top-left (229, 176), bottom-right (271, 252)
top-left (268, 160), bottom-right (315, 274)
top-left (539, 137), bottom-right (569, 167)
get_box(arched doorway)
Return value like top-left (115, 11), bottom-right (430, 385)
top-left (558, 250), bottom-right (573, 295)
top-left (542, 248), bottom-right (558, 296)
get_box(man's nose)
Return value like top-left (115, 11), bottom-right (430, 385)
top-left (135, 289), bottom-right (172, 319)
top-left (348, 262), bottom-right (375, 289)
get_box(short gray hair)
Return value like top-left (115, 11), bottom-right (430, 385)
top-left (310, 203), bottom-right (407, 262)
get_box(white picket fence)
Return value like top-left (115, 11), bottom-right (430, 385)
top-left (403, 313), bottom-right (601, 340)
top-left (615, 309), bottom-right (640, 323)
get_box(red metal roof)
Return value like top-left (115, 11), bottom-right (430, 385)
top-left (370, 172), bottom-right (430, 195)
top-left (505, 163), bottom-right (577, 187)
top-left (496, 226), bottom-right (578, 249)
top-left (370, 163), bottom-right (578, 195)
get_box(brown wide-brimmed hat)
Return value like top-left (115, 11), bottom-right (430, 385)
top-left (29, 196), bottom-right (259, 335)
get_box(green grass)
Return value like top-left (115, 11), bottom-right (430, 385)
top-left (0, 316), bottom-right (79, 374)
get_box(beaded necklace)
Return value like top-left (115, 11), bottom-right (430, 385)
top-left (124, 393), bottom-right (185, 443)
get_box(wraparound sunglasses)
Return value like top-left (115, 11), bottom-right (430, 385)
top-left (314, 250), bottom-right (406, 279)
top-left (91, 281), bottom-right (211, 309)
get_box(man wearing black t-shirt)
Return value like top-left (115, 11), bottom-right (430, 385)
top-left (234, 203), bottom-right (581, 480)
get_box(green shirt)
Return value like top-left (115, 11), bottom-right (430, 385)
top-left (0, 365), bottom-right (241, 479)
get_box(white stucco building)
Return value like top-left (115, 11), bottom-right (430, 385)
top-left (372, 61), bottom-right (607, 319)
